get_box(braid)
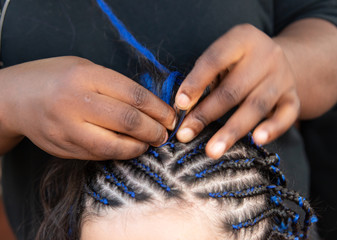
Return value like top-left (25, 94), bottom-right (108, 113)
top-left (85, 183), bottom-right (123, 207)
top-left (173, 142), bottom-right (206, 168)
top-left (231, 207), bottom-right (293, 230)
top-left (102, 164), bottom-right (136, 198)
top-left (128, 158), bottom-right (179, 196)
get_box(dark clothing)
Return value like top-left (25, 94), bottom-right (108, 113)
top-left (301, 105), bottom-right (337, 240)
top-left (1, 0), bottom-right (337, 239)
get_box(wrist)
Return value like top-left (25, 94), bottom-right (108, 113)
top-left (0, 69), bottom-right (24, 153)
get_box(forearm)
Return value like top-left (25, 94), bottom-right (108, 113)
top-left (274, 18), bottom-right (337, 119)
top-left (0, 67), bottom-right (24, 155)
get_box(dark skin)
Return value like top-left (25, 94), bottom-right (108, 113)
top-left (0, 19), bottom-right (337, 160)
top-left (175, 19), bottom-right (337, 159)
top-left (0, 57), bottom-right (176, 159)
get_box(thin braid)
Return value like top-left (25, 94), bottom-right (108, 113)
top-left (129, 158), bottom-right (178, 196)
top-left (189, 158), bottom-right (256, 180)
top-left (232, 207), bottom-right (292, 230)
top-left (102, 164), bottom-right (136, 199)
top-left (170, 142), bottom-right (206, 174)
top-left (182, 154), bottom-right (282, 183)
top-left (84, 183), bottom-right (123, 207)
top-left (207, 184), bottom-right (269, 199)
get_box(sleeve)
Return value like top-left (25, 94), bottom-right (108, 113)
top-left (274, 0), bottom-right (337, 35)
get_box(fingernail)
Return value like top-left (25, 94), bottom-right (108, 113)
top-left (210, 142), bottom-right (227, 159)
top-left (254, 130), bottom-right (268, 144)
top-left (177, 128), bottom-right (195, 142)
top-left (170, 117), bottom-right (177, 131)
top-left (163, 131), bottom-right (169, 143)
top-left (176, 93), bottom-right (190, 109)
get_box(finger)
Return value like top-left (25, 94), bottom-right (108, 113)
top-left (175, 27), bottom-right (247, 110)
top-left (69, 122), bottom-right (149, 160)
top-left (253, 90), bottom-right (300, 145)
top-left (204, 79), bottom-right (283, 159)
top-left (81, 93), bottom-right (168, 146)
top-left (93, 66), bottom-right (176, 130)
top-left (176, 57), bottom-right (269, 142)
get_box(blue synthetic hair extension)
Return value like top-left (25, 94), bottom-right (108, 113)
top-left (139, 72), bottom-right (158, 96)
top-left (95, 0), bottom-right (169, 73)
top-left (160, 71), bottom-right (181, 104)
top-left (96, 0), bottom-right (182, 105)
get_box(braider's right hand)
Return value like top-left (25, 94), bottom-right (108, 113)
top-left (0, 56), bottom-right (176, 160)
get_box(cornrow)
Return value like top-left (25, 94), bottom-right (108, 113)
top-left (129, 158), bottom-right (178, 196)
top-left (87, 189), bottom-right (109, 205)
top-left (181, 153), bottom-right (284, 187)
top-left (231, 207), bottom-right (292, 230)
top-left (177, 142), bottom-right (205, 165)
top-left (84, 183), bottom-right (122, 207)
top-left (170, 142), bottom-right (206, 174)
top-left (102, 165), bottom-right (136, 198)
top-left (207, 184), bottom-right (268, 199)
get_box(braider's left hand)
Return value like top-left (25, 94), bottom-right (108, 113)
top-left (175, 24), bottom-right (300, 159)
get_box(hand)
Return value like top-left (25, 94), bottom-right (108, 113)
top-left (175, 24), bottom-right (300, 159)
top-left (0, 56), bottom-right (176, 160)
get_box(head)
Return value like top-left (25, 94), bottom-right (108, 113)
top-left (37, 124), bottom-right (316, 240)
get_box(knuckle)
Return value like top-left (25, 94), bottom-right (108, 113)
top-left (226, 127), bottom-right (241, 143)
top-left (271, 44), bottom-right (283, 58)
top-left (232, 24), bottom-right (256, 36)
top-left (289, 94), bottom-right (301, 115)
top-left (153, 126), bottom-right (167, 144)
top-left (247, 97), bottom-right (270, 116)
top-left (190, 107), bottom-right (209, 128)
top-left (179, 84), bottom-right (200, 100)
top-left (64, 58), bottom-right (91, 82)
top-left (267, 45), bottom-right (284, 70)
top-left (95, 141), bottom-right (120, 159)
top-left (198, 47), bottom-right (224, 69)
top-left (267, 85), bottom-right (279, 97)
top-left (121, 107), bottom-right (141, 132)
top-left (132, 84), bottom-right (149, 108)
top-left (157, 106), bottom-right (172, 125)
top-left (216, 87), bottom-right (241, 105)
